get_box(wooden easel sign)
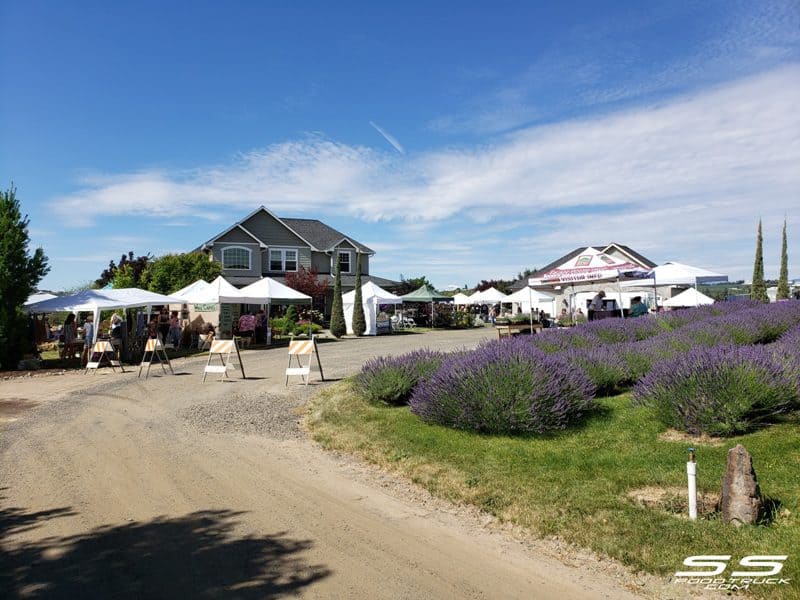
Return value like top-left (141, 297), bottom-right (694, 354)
top-left (138, 337), bottom-right (174, 379)
top-left (85, 340), bottom-right (125, 374)
top-left (203, 338), bottom-right (246, 382)
top-left (285, 335), bottom-right (324, 386)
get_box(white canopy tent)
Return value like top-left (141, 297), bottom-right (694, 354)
top-left (177, 276), bottom-right (248, 304)
top-left (505, 286), bottom-right (555, 314)
top-left (468, 287), bottom-right (508, 305)
top-left (343, 281), bottom-right (403, 335)
top-left (239, 277), bottom-right (312, 305)
top-left (529, 248), bottom-right (650, 319)
top-left (453, 292), bottom-right (472, 305)
top-left (620, 262), bottom-right (728, 288)
top-left (24, 288), bottom-right (185, 345)
top-left (24, 292), bottom-right (57, 306)
top-left (662, 288), bottom-right (715, 308)
top-left (171, 279), bottom-right (211, 301)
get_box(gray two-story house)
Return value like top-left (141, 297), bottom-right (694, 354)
top-left (198, 206), bottom-right (399, 314)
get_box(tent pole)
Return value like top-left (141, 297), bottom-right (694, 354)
top-left (617, 275), bottom-right (625, 319)
top-left (528, 287), bottom-right (534, 335)
top-left (653, 274), bottom-right (658, 311)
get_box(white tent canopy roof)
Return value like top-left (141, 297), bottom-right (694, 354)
top-left (179, 276), bottom-right (247, 304)
top-left (505, 286), bottom-right (554, 304)
top-left (469, 287), bottom-right (508, 304)
top-left (24, 288), bottom-right (185, 314)
top-left (620, 261), bottom-right (728, 288)
top-left (453, 292), bottom-right (471, 305)
top-left (342, 281), bottom-right (403, 305)
top-left (662, 288), bottom-right (715, 307)
top-left (24, 292), bottom-right (57, 306)
top-left (171, 279), bottom-right (211, 300)
top-left (239, 277), bottom-right (312, 304)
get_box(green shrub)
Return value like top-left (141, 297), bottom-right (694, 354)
top-left (633, 345), bottom-right (796, 436)
top-left (356, 349), bottom-right (445, 406)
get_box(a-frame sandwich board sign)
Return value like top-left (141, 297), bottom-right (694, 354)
top-left (202, 338), bottom-right (246, 382)
top-left (285, 335), bottom-right (324, 386)
top-left (85, 340), bottom-right (125, 374)
top-left (138, 337), bottom-right (174, 378)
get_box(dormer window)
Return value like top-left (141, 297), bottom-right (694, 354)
top-left (222, 246), bottom-right (251, 270)
top-left (269, 248), bottom-right (299, 272)
top-left (337, 250), bottom-right (352, 274)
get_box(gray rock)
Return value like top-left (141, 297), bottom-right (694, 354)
top-left (720, 444), bottom-right (762, 526)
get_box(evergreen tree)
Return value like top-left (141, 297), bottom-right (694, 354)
top-left (750, 219), bottom-right (769, 302)
top-left (329, 255), bottom-right (346, 338)
top-left (351, 253), bottom-right (366, 336)
top-left (0, 186), bottom-right (50, 369)
top-left (777, 218), bottom-right (790, 300)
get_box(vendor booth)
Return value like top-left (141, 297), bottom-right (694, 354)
top-left (343, 281), bottom-right (403, 335)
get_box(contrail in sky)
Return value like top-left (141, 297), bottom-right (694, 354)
top-left (369, 121), bottom-right (405, 154)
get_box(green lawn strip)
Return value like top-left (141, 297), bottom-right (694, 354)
top-left (306, 381), bottom-right (799, 597)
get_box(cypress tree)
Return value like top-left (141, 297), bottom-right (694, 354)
top-left (777, 218), bottom-right (790, 300)
top-left (0, 186), bottom-right (50, 369)
top-left (750, 219), bottom-right (769, 302)
top-left (329, 254), bottom-right (346, 338)
top-left (351, 253), bottom-right (367, 336)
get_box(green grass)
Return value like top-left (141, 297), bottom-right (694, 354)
top-left (306, 382), bottom-right (800, 598)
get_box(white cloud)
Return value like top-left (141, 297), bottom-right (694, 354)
top-left (50, 65), bottom-right (799, 283)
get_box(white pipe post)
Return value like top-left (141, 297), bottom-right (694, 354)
top-left (687, 448), bottom-right (697, 520)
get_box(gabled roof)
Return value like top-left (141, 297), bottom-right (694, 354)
top-left (281, 218), bottom-right (374, 254)
top-left (509, 243), bottom-right (656, 290)
top-left (200, 207), bottom-right (374, 254)
top-left (533, 243), bottom-right (655, 279)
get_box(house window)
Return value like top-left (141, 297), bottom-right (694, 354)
top-left (222, 246), bottom-right (251, 270)
top-left (269, 249), bottom-right (299, 272)
top-left (337, 250), bottom-right (352, 274)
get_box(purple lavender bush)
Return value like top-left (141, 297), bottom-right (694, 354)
top-left (356, 349), bottom-right (445, 406)
top-left (410, 337), bottom-right (595, 434)
top-left (566, 345), bottom-right (631, 394)
top-left (632, 345), bottom-right (796, 436)
top-left (772, 324), bottom-right (800, 402)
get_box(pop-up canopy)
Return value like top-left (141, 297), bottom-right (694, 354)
top-left (239, 277), bottom-right (312, 305)
top-left (24, 288), bottom-right (185, 344)
top-left (178, 276), bottom-right (247, 304)
top-left (343, 281), bottom-right (403, 335)
top-left (620, 261), bottom-right (728, 288)
top-left (171, 279), bottom-right (211, 301)
top-left (529, 247), bottom-right (647, 285)
top-left (662, 288), bottom-right (715, 307)
top-left (468, 287), bottom-right (508, 305)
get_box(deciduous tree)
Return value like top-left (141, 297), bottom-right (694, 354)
top-left (140, 252), bottom-right (221, 294)
top-left (0, 186), bottom-right (49, 369)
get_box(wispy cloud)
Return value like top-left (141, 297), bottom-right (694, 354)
top-left (428, 1), bottom-right (800, 135)
top-left (49, 65), bottom-right (799, 281)
top-left (369, 121), bottom-right (405, 154)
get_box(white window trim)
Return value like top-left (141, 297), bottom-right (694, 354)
top-left (335, 249), bottom-right (353, 274)
top-left (221, 245), bottom-right (252, 270)
top-left (267, 247), bottom-right (299, 272)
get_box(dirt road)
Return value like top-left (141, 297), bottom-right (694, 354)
top-left (1, 330), bottom-right (659, 599)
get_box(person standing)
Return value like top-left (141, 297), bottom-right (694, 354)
top-left (588, 291), bottom-right (606, 321)
top-left (629, 296), bottom-right (649, 317)
top-left (60, 313), bottom-right (77, 359)
top-left (81, 314), bottom-right (94, 365)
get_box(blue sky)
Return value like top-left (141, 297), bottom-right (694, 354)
top-left (1, 0), bottom-right (798, 291)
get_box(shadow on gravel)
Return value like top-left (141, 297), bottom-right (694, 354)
top-left (0, 507), bottom-right (331, 599)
